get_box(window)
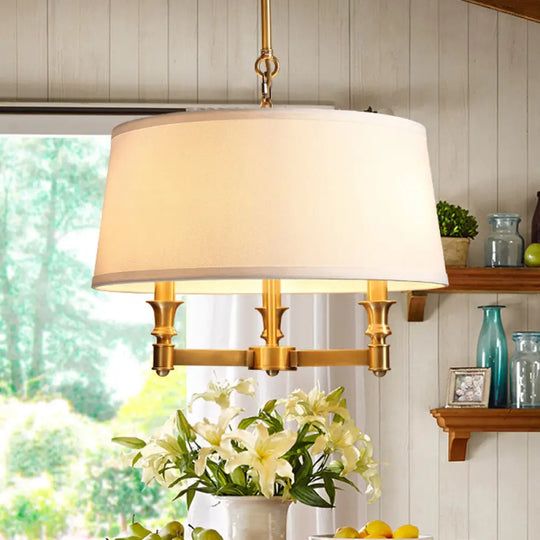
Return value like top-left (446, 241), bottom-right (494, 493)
top-left (0, 135), bottom-right (186, 539)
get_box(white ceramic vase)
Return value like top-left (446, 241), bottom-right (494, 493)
top-left (218, 496), bottom-right (291, 540)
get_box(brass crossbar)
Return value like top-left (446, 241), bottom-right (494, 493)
top-left (172, 348), bottom-right (369, 369)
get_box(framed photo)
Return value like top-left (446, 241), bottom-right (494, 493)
top-left (446, 367), bottom-right (491, 408)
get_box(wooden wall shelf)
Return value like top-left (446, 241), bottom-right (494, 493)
top-left (431, 408), bottom-right (540, 461)
top-left (408, 267), bottom-right (540, 321)
top-left (463, 1), bottom-right (540, 24)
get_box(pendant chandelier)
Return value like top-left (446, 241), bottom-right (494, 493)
top-left (93, 0), bottom-right (447, 378)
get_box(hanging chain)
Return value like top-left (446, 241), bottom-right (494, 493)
top-left (255, 0), bottom-right (280, 108)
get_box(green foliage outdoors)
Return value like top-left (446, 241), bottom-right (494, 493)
top-left (0, 137), bottom-right (188, 539)
top-left (0, 396), bottom-right (186, 539)
top-left (0, 136), bottom-right (148, 418)
top-left (7, 424), bottom-right (77, 484)
top-left (0, 476), bottom-right (71, 539)
top-left (83, 455), bottom-right (163, 538)
top-left (437, 200), bottom-right (479, 239)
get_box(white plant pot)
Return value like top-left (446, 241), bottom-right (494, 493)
top-left (218, 496), bottom-right (291, 540)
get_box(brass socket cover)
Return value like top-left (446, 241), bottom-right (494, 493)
top-left (249, 346), bottom-right (296, 372)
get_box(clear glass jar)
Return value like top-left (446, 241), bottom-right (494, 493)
top-left (510, 332), bottom-right (540, 408)
top-left (484, 213), bottom-right (524, 267)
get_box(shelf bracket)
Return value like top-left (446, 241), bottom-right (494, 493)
top-left (448, 430), bottom-right (471, 462)
top-left (407, 291), bottom-right (428, 322)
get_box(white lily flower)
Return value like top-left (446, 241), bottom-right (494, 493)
top-left (311, 420), bottom-right (362, 474)
top-left (189, 378), bottom-right (256, 410)
top-left (233, 378), bottom-right (256, 396)
top-left (281, 385), bottom-right (350, 427)
top-left (354, 433), bottom-right (381, 502)
top-left (138, 435), bottom-right (183, 486)
top-left (311, 419), bottom-right (381, 501)
top-left (192, 407), bottom-right (242, 475)
top-left (223, 424), bottom-right (296, 498)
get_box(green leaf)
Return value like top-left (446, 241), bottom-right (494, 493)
top-left (291, 485), bottom-right (333, 508)
top-left (262, 399), bottom-right (277, 414)
top-left (216, 483), bottom-right (248, 496)
top-left (206, 459), bottom-right (229, 487)
top-left (230, 466), bottom-right (247, 487)
top-left (333, 475), bottom-right (360, 492)
top-left (176, 435), bottom-right (188, 455)
top-left (168, 472), bottom-right (194, 489)
top-left (326, 386), bottom-right (344, 403)
top-left (295, 452), bottom-right (313, 483)
top-left (323, 475), bottom-right (336, 505)
top-left (238, 416), bottom-right (259, 430)
top-left (173, 481), bottom-right (200, 502)
top-left (131, 451), bottom-right (142, 467)
top-left (176, 410), bottom-right (196, 441)
top-left (111, 437), bottom-right (146, 450)
top-left (186, 488), bottom-right (196, 509)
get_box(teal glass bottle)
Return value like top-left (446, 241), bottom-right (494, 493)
top-left (476, 305), bottom-right (508, 407)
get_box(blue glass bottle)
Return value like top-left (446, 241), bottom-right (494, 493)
top-left (476, 305), bottom-right (508, 407)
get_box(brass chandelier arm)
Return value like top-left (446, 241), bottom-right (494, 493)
top-left (148, 279), bottom-right (394, 377)
top-left (294, 349), bottom-right (369, 367)
top-left (173, 349), bottom-right (250, 367)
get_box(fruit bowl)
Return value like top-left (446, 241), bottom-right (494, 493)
top-left (309, 536), bottom-right (433, 540)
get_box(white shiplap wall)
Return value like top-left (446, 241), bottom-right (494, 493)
top-left (1, 1), bottom-right (539, 538)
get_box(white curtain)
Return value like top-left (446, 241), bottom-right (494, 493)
top-left (186, 293), bottom-right (370, 539)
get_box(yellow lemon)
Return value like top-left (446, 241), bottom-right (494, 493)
top-left (365, 521), bottom-right (393, 538)
top-left (393, 524), bottom-right (419, 538)
top-left (358, 528), bottom-right (368, 539)
top-left (334, 527), bottom-right (362, 538)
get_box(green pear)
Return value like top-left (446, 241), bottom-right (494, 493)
top-left (191, 528), bottom-right (204, 540)
top-left (197, 530), bottom-right (223, 540)
top-left (159, 521), bottom-right (184, 540)
top-left (115, 536), bottom-right (141, 540)
top-left (142, 533), bottom-right (162, 540)
top-left (128, 523), bottom-right (151, 539)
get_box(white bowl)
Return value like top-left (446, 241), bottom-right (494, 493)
top-left (309, 536), bottom-right (433, 540)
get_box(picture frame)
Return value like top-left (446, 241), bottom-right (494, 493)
top-left (446, 367), bottom-right (491, 408)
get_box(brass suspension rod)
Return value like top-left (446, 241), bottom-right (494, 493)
top-left (255, 0), bottom-right (280, 107)
top-left (261, 0), bottom-right (272, 50)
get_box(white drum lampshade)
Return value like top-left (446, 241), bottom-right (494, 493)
top-left (92, 108), bottom-right (447, 294)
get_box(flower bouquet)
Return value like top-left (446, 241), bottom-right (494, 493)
top-left (114, 379), bottom-right (380, 540)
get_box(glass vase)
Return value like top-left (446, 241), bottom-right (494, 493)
top-left (510, 332), bottom-right (540, 408)
top-left (484, 213), bottom-right (524, 267)
top-left (476, 305), bottom-right (508, 407)
top-left (219, 496), bottom-right (291, 540)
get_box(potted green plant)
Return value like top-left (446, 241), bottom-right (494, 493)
top-left (437, 201), bottom-right (479, 267)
